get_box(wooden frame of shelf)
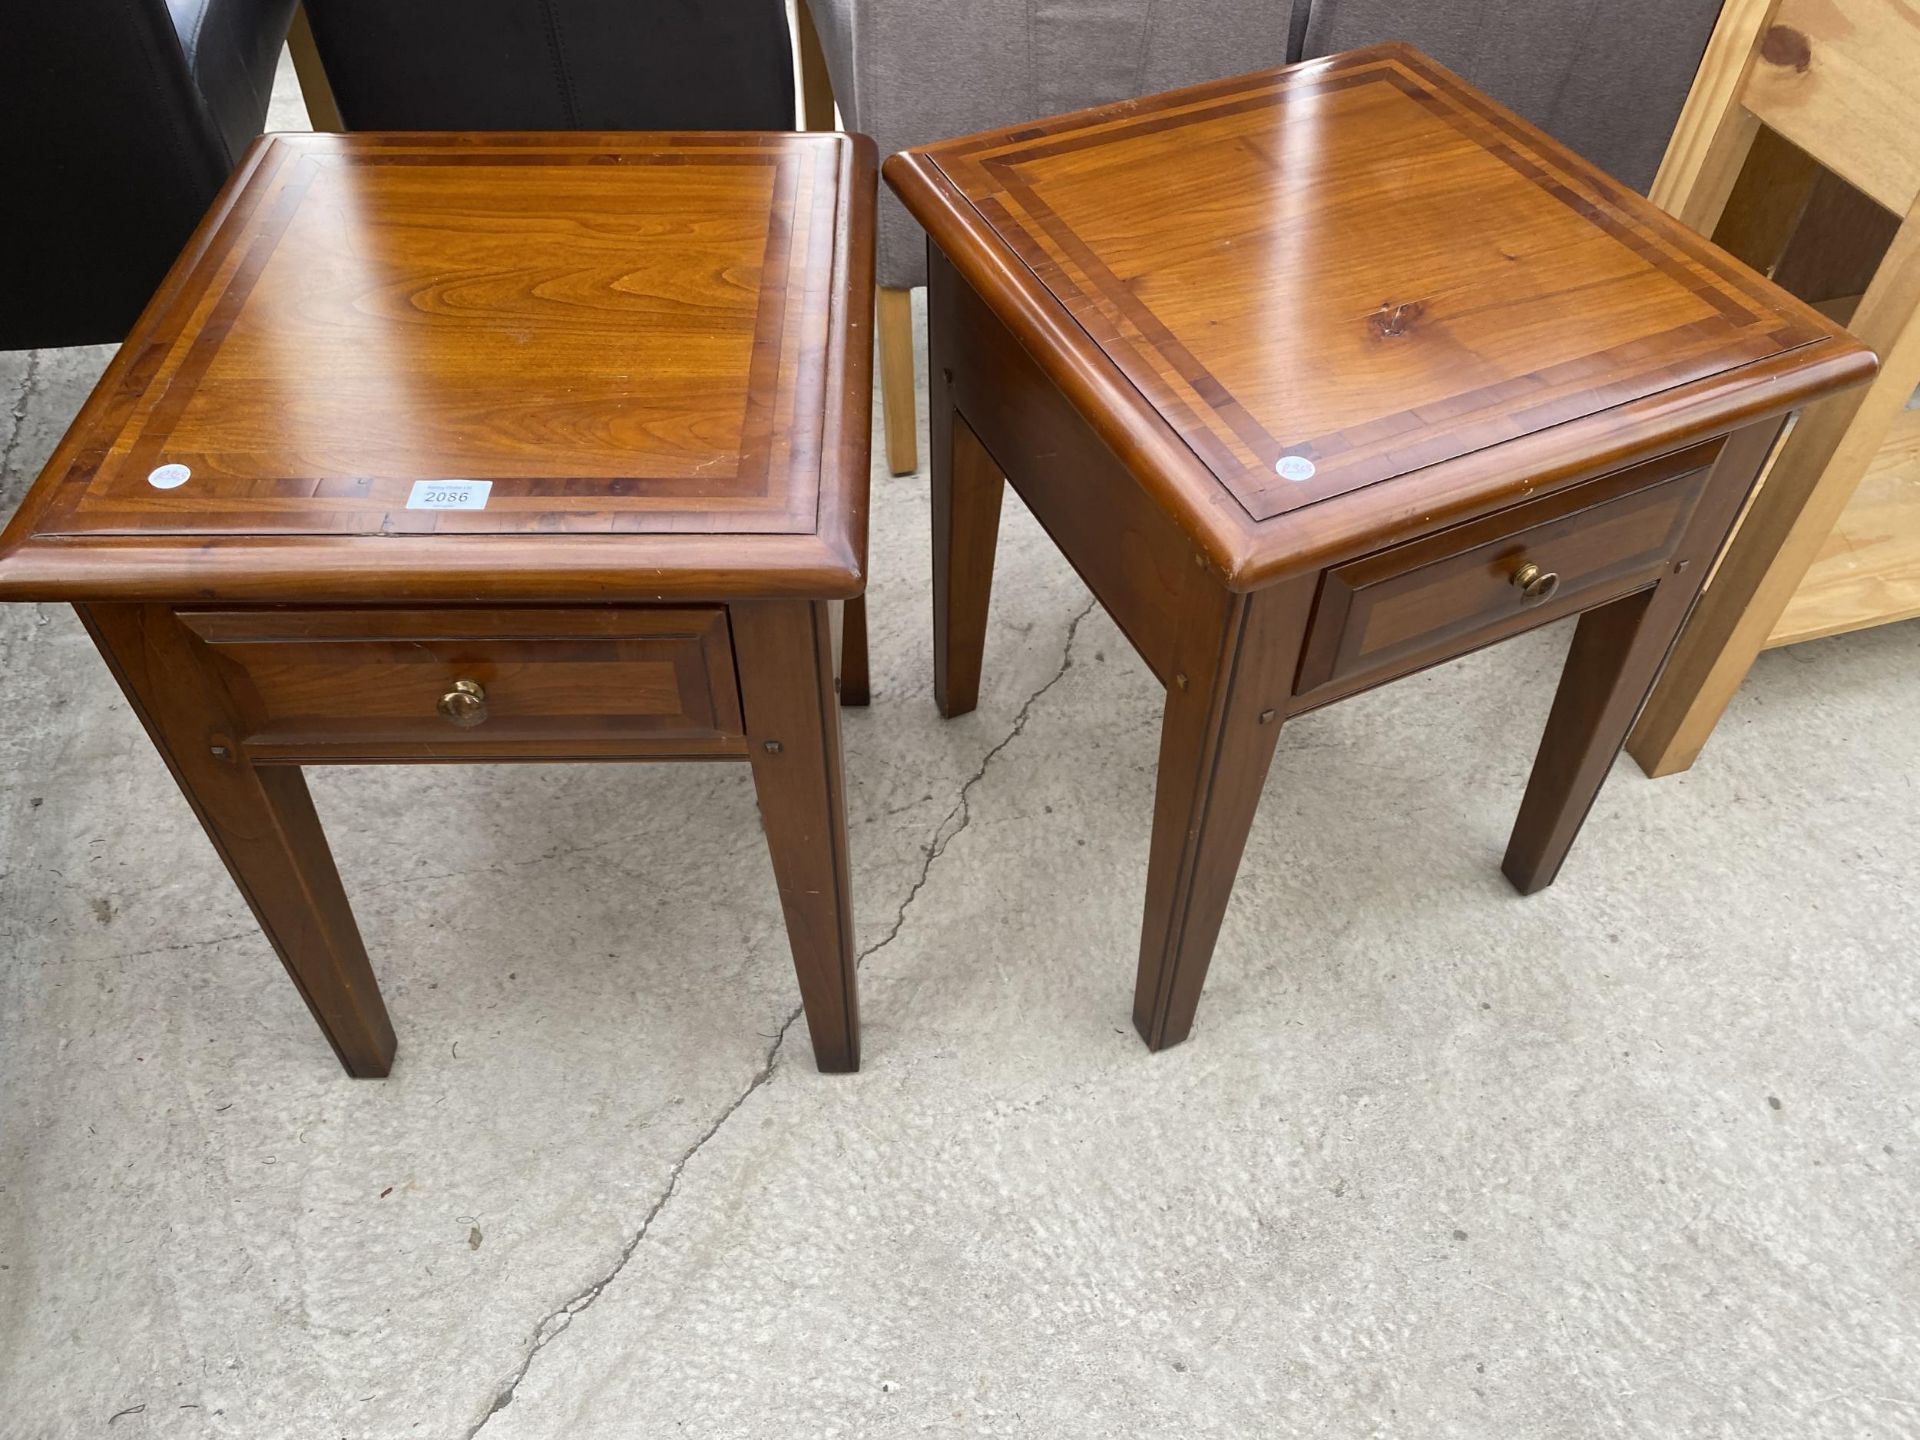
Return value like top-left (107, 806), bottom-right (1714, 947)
top-left (1773, 401), bottom-right (1920, 646)
top-left (1627, 0), bottom-right (1920, 776)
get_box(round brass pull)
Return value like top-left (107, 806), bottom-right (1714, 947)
top-left (436, 678), bottom-right (488, 728)
top-left (1510, 561), bottom-right (1561, 605)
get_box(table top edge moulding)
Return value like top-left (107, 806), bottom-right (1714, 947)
top-left (0, 130), bottom-right (878, 605)
top-left (883, 42), bottom-right (1875, 590)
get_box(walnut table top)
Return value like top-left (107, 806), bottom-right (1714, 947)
top-left (886, 44), bottom-right (1872, 588)
top-left (0, 132), bottom-right (875, 605)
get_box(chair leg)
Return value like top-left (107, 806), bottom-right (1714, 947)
top-left (840, 595), bottom-right (870, 707)
top-left (288, 5), bottom-right (345, 131)
top-left (793, 0), bottom-right (837, 131)
top-left (878, 287), bottom-right (918, 476)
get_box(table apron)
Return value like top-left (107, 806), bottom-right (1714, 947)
top-left (934, 254), bottom-right (1196, 687)
top-left (172, 604), bottom-right (752, 763)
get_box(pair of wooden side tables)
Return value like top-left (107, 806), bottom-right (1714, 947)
top-left (0, 48), bottom-right (1872, 1076)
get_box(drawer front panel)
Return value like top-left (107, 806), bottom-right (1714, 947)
top-left (1296, 443), bottom-right (1718, 698)
top-left (180, 607), bottom-right (742, 752)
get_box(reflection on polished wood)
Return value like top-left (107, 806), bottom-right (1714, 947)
top-left (0, 132), bottom-right (869, 603)
top-left (888, 45), bottom-right (1875, 1051)
top-left (0, 132), bottom-right (878, 1075)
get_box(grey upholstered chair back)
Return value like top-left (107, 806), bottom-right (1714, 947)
top-left (1302, 0), bottom-right (1724, 200)
top-left (808, 0), bottom-right (1723, 291)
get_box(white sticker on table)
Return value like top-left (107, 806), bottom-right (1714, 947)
top-left (1275, 455), bottom-right (1316, 482)
top-left (147, 464), bottom-right (191, 490)
top-left (406, 480), bottom-right (492, 511)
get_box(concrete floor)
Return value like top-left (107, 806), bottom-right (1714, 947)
top-left (3, 58), bottom-right (1918, 1440)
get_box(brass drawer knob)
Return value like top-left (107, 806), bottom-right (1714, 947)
top-left (1510, 561), bottom-right (1561, 605)
top-left (436, 678), bottom-right (488, 727)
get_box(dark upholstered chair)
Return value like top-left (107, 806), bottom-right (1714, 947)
top-left (298, 0), bottom-right (795, 133)
top-left (1, 0), bottom-right (299, 348)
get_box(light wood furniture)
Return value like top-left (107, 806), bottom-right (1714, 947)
top-left (0, 132), bottom-right (877, 1076)
top-left (286, 4), bottom-right (343, 132)
top-left (789, 1), bottom-right (917, 477)
top-left (876, 285), bottom-right (919, 476)
top-left (886, 46), bottom-right (1873, 1052)
top-left (794, 0), bottom-right (837, 131)
top-left (1628, 0), bottom-right (1920, 776)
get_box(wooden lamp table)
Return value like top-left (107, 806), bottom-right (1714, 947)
top-left (0, 132), bottom-right (877, 1076)
top-left (884, 46), bottom-right (1874, 1052)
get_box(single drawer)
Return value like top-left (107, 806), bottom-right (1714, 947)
top-left (1295, 443), bottom-right (1719, 698)
top-left (178, 607), bottom-right (743, 756)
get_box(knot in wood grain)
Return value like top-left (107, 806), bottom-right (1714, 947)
top-left (1370, 300), bottom-right (1426, 338)
top-left (1759, 25), bottom-right (1813, 73)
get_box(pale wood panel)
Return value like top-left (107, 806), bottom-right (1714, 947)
top-left (1648, 0), bottom-right (1779, 231)
top-left (1742, 0), bottom-right (1920, 215)
top-left (1709, 125), bottom-right (1819, 274)
top-left (1768, 400), bottom-right (1920, 645)
top-left (794, 0), bottom-right (838, 131)
top-left (877, 287), bottom-right (917, 475)
top-left (1631, 200), bottom-right (1920, 775)
top-left (286, 5), bottom-right (343, 132)
top-left (1626, 0), bottom-right (1920, 773)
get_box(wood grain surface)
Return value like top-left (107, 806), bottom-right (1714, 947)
top-left (1743, 0), bottom-right (1920, 215)
top-left (179, 606), bottom-right (744, 753)
top-left (1770, 402), bottom-right (1920, 645)
top-left (887, 44), bottom-right (1874, 589)
top-left (1293, 444), bottom-right (1716, 699)
top-left (0, 131), bottom-right (877, 603)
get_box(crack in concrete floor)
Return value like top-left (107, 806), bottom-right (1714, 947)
top-left (6, 320), bottom-right (1918, 1433)
top-left (464, 594), bottom-right (1099, 1436)
top-left (0, 350), bottom-right (40, 483)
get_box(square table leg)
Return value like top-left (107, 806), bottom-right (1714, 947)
top-left (733, 600), bottom-right (861, 1072)
top-left (839, 595), bottom-right (871, 707)
top-left (77, 604), bottom-right (397, 1078)
top-left (1132, 576), bottom-right (1318, 1052)
top-left (1503, 417), bottom-right (1786, 893)
top-left (931, 405), bottom-right (1006, 720)
top-left (1503, 588), bottom-right (1693, 894)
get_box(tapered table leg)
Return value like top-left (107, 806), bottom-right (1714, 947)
top-left (733, 600), bottom-right (860, 1072)
top-left (78, 604), bottom-right (396, 1077)
top-left (932, 407), bottom-right (1005, 719)
top-left (1132, 576), bottom-right (1316, 1052)
top-left (840, 595), bottom-right (871, 707)
top-left (1503, 588), bottom-right (1683, 894)
top-left (1505, 418), bottom-right (1785, 891)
